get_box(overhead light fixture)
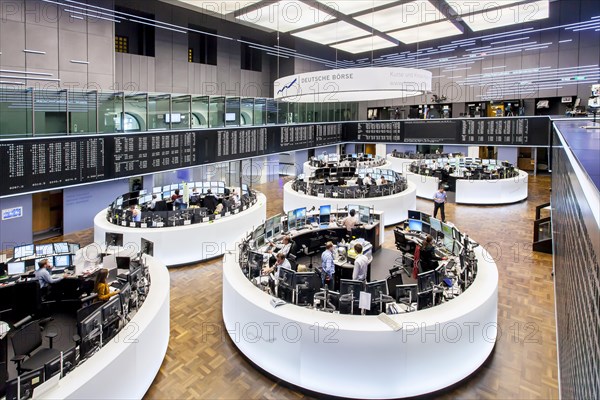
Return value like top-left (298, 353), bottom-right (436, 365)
top-left (448, 0), bottom-right (527, 16)
top-left (458, 0), bottom-right (549, 32)
top-left (355, 0), bottom-right (443, 32)
top-left (175, 0), bottom-right (262, 15)
top-left (236, 1), bottom-right (333, 32)
top-left (331, 36), bottom-right (397, 54)
top-left (274, 67), bottom-right (432, 102)
top-left (292, 21), bottom-right (371, 45)
top-left (388, 20), bottom-right (463, 44)
top-left (315, 0), bottom-right (398, 15)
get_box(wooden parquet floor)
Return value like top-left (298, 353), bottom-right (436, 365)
top-left (14, 175), bottom-right (557, 399)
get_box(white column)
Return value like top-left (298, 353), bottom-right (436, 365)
top-left (467, 146), bottom-right (480, 158)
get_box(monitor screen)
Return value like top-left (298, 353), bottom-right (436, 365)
top-left (253, 224), bottom-right (265, 243)
top-left (421, 213), bottom-right (431, 224)
top-left (408, 219), bottom-right (423, 232)
top-left (278, 267), bottom-right (295, 287)
top-left (287, 210), bottom-right (296, 231)
top-left (429, 217), bottom-right (442, 232)
top-left (441, 222), bottom-right (453, 239)
top-left (408, 210), bottom-right (421, 221)
top-left (36, 244), bottom-right (54, 256)
top-left (7, 261), bottom-right (25, 275)
top-left (319, 205), bottom-right (331, 225)
top-left (421, 223), bottom-right (431, 235)
top-left (444, 236), bottom-right (454, 252)
top-left (162, 185), bottom-right (170, 192)
top-left (115, 197), bottom-right (123, 206)
top-left (153, 186), bottom-right (162, 194)
top-left (14, 244), bottom-right (34, 259)
top-left (217, 187), bottom-right (225, 195)
top-left (53, 242), bottom-right (69, 254)
top-left (366, 280), bottom-right (388, 299)
top-left (417, 270), bottom-right (436, 293)
top-left (170, 184), bottom-right (179, 191)
top-left (105, 233), bottom-right (124, 247)
top-left (53, 254), bottom-right (71, 269)
top-left (453, 240), bottom-right (464, 257)
top-left (265, 217), bottom-right (274, 240)
top-left (340, 279), bottom-right (364, 299)
top-left (273, 214), bottom-right (282, 236)
top-left (141, 238), bottom-right (154, 256)
top-left (359, 205), bottom-right (370, 224)
top-left (294, 208), bottom-right (307, 227)
top-left (69, 243), bottom-right (80, 253)
top-left (164, 191), bottom-right (172, 198)
top-left (242, 184), bottom-right (249, 194)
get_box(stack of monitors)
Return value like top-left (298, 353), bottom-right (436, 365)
top-left (272, 214), bottom-right (282, 236)
top-left (253, 225), bottom-right (266, 248)
top-left (265, 217), bottom-right (275, 240)
top-left (429, 217), bottom-right (442, 238)
top-left (421, 213), bottom-right (431, 235)
top-left (407, 210), bottom-right (422, 232)
top-left (287, 210), bottom-right (297, 231)
top-left (441, 222), bottom-right (454, 252)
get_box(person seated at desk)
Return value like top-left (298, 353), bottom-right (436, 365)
top-left (214, 203), bottom-right (224, 215)
top-left (129, 204), bottom-right (141, 222)
top-left (363, 173), bottom-right (373, 186)
top-left (341, 209), bottom-right (359, 233)
top-left (420, 235), bottom-right (447, 272)
top-left (267, 236), bottom-right (291, 266)
top-left (94, 268), bottom-right (120, 301)
top-left (230, 189), bottom-right (241, 207)
top-left (320, 241), bottom-right (335, 289)
top-left (34, 259), bottom-right (63, 289)
top-left (149, 194), bottom-right (158, 210)
top-left (262, 252), bottom-right (290, 279)
top-left (376, 175), bottom-right (387, 185)
top-left (352, 243), bottom-right (370, 282)
top-left (172, 189), bottom-right (184, 210)
top-left (392, 149), bottom-right (398, 157)
top-left (203, 189), bottom-right (218, 213)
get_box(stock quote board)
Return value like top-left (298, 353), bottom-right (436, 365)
top-left (0, 118), bottom-right (548, 197)
top-left (344, 117), bottom-right (550, 146)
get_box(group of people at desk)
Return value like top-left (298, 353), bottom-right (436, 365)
top-left (409, 159), bottom-right (517, 181)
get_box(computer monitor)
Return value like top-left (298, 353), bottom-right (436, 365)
top-left (287, 210), bottom-right (296, 231)
top-left (53, 242), bottom-right (69, 254)
top-left (115, 197), bottom-right (123, 207)
top-left (162, 185), bottom-right (170, 193)
top-left (119, 283), bottom-right (132, 312)
top-left (217, 187), bottom-right (225, 195)
top-left (170, 184), bottom-right (179, 191)
top-left (444, 236), bottom-right (454, 252)
top-left (441, 222), bottom-right (453, 239)
top-left (53, 255), bottom-right (71, 269)
top-left (348, 204), bottom-right (359, 216)
top-left (339, 279), bottom-right (364, 299)
top-left (366, 280), bottom-right (388, 300)
top-left (294, 208), bottom-right (307, 228)
top-left (242, 184), bottom-right (249, 194)
top-left (278, 267), bottom-right (296, 287)
top-left (272, 214), bottom-right (282, 236)
top-left (69, 243), bottom-right (80, 253)
top-left (421, 213), bottom-right (431, 224)
top-left (408, 219), bottom-right (423, 232)
top-left (14, 244), bottom-right (34, 259)
top-left (359, 205), bottom-right (370, 224)
top-left (7, 261), bottom-right (25, 276)
top-left (408, 210), bottom-right (421, 221)
top-left (141, 238), bottom-right (154, 257)
top-left (252, 225), bottom-right (265, 242)
top-left (434, 264), bottom-right (447, 286)
top-left (421, 223), bottom-right (431, 235)
top-left (44, 347), bottom-right (77, 379)
top-left (35, 244), bottom-right (54, 256)
top-left (265, 217), bottom-right (274, 240)
top-left (319, 205), bottom-right (331, 225)
top-left (164, 191), bottom-right (172, 199)
top-left (105, 232), bottom-right (124, 247)
top-left (247, 251), bottom-right (264, 278)
top-left (128, 267), bottom-right (142, 288)
top-left (417, 270), bottom-right (436, 293)
top-left (101, 295), bottom-right (122, 325)
top-left (153, 186), bottom-right (162, 194)
top-left (453, 240), bottom-right (463, 257)
top-left (395, 284), bottom-right (418, 304)
top-left (5, 367), bottom-right (45, 400)
top-left (429, 217), bottom-right (442, 232)
top-left (79, 308), bottom-right (103, 339)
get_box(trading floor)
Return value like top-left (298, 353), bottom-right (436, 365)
top-left (45, 174), bottom-right (556, 399)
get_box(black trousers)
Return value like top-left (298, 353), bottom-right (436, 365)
top-left (433, 202), bottom-right (446, 222)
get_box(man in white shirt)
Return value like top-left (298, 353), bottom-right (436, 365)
top-left (230, 188), bottom-right (241, 207)
top-left (352, 243), bottom-right (370, 282)
top-left (263, 252), bottom-right (291, 279)
top-left (363, 174), bottom-right (373, 186)
top-left (149, 194), bottom-right (158, 210)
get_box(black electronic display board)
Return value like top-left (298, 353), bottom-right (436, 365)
top-left (403, 120), bottom-right (459, 143)
top-left (460, 117), bottom-right (549, 145)
top-left (278, 125), bottom-right (315, 151)
top-left (346, 122), bottom-right (402, 142)
top-left (112, 131), bottom-right (196, 178)
top-left (0, 136), bottom-right (106, 195)
top-left (315, 123), bottom-right (343, 146)
top-left (216, 127), bottom-right (268, 162)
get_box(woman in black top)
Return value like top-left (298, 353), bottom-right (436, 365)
top-left (420, 235), bottom-right (446, 272)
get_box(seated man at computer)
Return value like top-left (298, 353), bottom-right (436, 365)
top-left (172, 189), bottom-right (184, 210)
top-left (341, 209), bottom-right (359, 233)
top-left (34, 258), bottom-right (64, 289)
top-left (203, 189), bottom-right (218, 213)
top-left (363, 173), bottom-right (373, 186)
top-left (376, 175), bottom-right (387, 185)
top-left (262, 252), bottom-right (290, 279)
top-left (149, 194), bottom-right (158, 210)
top-left (268, 236), bottom-right (292, 266)
top-left (230, 189), bottom-right (241, 207)
top-left (352, 243), bottom-right (370, 282)
top-left (420, 235), bottom-right (447, 272)
top-left (129, 204), bottom-right (141, 222)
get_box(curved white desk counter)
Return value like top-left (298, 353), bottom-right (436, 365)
top-left (453, 169), bottom-right (528, 204)
top-left (94, 193), bottom-right (267, 266)
top-left (38, 248), bottom-right (170, 399)
top-left (283, 181), bottom-right (416, 227)
top-left (387, 155), bottom-right (528, 204)
top-left (303, 159), bottom-right (391, 177)
top-left (222, 244), bottom-right (498, 399)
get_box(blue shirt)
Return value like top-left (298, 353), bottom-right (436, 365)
top-left (433, 190), bottom-right (447, 203)
top-left (321, 249), bottom-right (335, 277)
top-left (34, 268), bottom-right (62, 288)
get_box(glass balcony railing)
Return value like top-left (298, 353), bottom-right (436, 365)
top-left (0, 88), bottom-right (359, 138)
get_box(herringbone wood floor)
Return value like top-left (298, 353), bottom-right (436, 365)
top-left (13, 175), bottom-right (557, 399)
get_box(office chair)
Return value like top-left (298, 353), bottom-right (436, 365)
top-left (10, 319), bottom-right (60, 375)
top-left (394, 230), bottom-right (415, 254)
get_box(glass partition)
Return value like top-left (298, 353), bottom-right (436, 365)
top-left (148, 94), bottom-right (170, 131)
top-left (34, 89), bottom-right (67, 135)
top-left (191, 95), bottom-right (209, 128)
top-left (241, 97), bottom-right (254, 126)
top-left (266, 99), bottom-right (278, 124)
top-left (209, 96), bottom-right (225, 128)
top-left (98, 92), bottom-right (123, 133)
top-left (0, 88), bottom-right (33, 137)
top-left (124, 93), bottom-right (147, 132)
top-left (69, 91), bottom-right (97, 134)
top-left (172, 95), bottom-right (192, 130)
top-left (225, 97), bottom-right (240, 126)
top-left (277, 101), bottom-right (288, 124)
top-left (254, 98), bottom-right (266, 125)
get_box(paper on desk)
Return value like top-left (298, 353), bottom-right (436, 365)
top-left (359, 291), bottom-right (371, 310)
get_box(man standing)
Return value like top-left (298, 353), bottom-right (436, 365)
top-left (320, 242), bottom-right (335, 289)
top-left (433, 186), bottom-right (447, 222)
top-left (352, 243), bottom-right (370, 282)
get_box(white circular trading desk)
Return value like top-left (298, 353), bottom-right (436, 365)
top-left (302, 159), bottom-right (391, 177)
top-left (453, 169), bottom-right (528, 204)
top-left (38, 249), bottom-right (170, 399)
top-left (387, 155), bottom-right (529, 204)
top-left (94, 193), bottom-right (267, 266)
top-left (222, 244), bottom-right (498, 399)
top-left (283, 181), bottom-right (416, 227)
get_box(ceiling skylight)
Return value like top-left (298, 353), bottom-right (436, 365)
top-left (331, 36), bottom-right (398, 54)
top-left (292, 21), bottom-right (372, 45)
top-left (174, 0), bottom-right (262, 15)
top-left (447, 0), bottom-right (528, 16)
top-left (316, 0), bottom-right (398, 15)
top-left (354, 0), bottom-right (443, 32)
top-left (236, 0), bottom-right (334, 32)
top-left (456, 0), bottom-right (550, 32)
top-left (389, 20), bottom-right (463, 44)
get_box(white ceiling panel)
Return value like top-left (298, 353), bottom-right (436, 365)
top-left (316, 0), bottom-right (398, 15)
top-left (459, 0), bottom-right (550, 32)
top-left (447, 0), bottom-right (528, 16)
top-left (236, 0), bottom-right (334, 32)
top-left (331, 35), bottom-right (398, 54)
top-left (355, 0), bottom-right (443, 32)
top-left (389, 20), bottom-right (463, 44)
top-left (174, 0), bottom-right (262, 15)
top-left (292, 21), bottom-right (371, 44)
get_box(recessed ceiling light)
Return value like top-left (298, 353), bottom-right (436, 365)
top-left (175, 0), bottom-right (262, 15)
top-left (292, 21), bottom-right (371, 45)
top-left (355, 0), bottom-right (443, 32)
top-left (458, 0), bottom-right (549, 32)
top-left (388, 20), bottom-right (463, 44)
top-left (315, 0), bottom-right (397, 15)
top-left (236, 1), bottom-right (334, 32)
top-left (331, 36), bottom-right (398, 54)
